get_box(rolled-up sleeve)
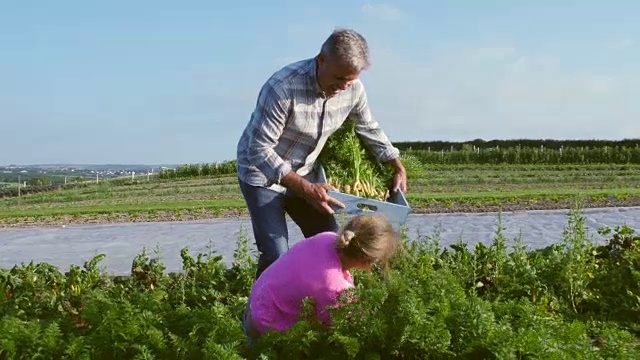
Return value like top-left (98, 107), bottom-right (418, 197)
top-left (348, 85), bottom-right (400, 163)
top-left (247, 83), bottom-right (293, 184)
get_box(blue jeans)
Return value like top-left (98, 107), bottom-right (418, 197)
top-left (238, 178), bottom-right (340, 280)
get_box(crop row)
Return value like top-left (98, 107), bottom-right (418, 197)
top-left (405, 145), bottom-right (640, 165)
top-left (156, 160), bottom-right (237, 180)
top-left (3, 174), bottom-right (639, 214)
top-left (394, 138), bottom-right (640, 151)
top-left (1, 206), bottom-right (639, 358)
top-left (0, 182), bottom-right (92, 199)
top-left (155, 146), bottom-right (640, 182)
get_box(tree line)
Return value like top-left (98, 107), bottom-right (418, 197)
top-left (403, 144), bottom-right (640, 165)
top-left (393, 138), bottom-right (640, 151)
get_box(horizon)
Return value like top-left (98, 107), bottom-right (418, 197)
top-left (2, 1), bottom-right (639, 165)
top-left (4, 136), bottom-right (640, 168)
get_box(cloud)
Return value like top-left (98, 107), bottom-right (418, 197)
top-left (361, 3), bottom-right (403, 21)
top-left (470, 46), bottom-right (517, 62)
top-left (360, 43), bottom-right (638, 142)
top-left (610, 37), bottom-right (634, 50)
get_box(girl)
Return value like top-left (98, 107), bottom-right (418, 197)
top-left (242, 213), bottom-right (399, 342)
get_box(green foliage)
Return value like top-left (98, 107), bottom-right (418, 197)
top-left (2, 205), bottom-right (640, 359)
top-left (27, 176), bottom-right (52, 187)
top-left (405, 144), bottom-right (640, 165)
top-left (0, 182), bottom-right (92, 199)
top-left (318, 119), bottom-right (388, 182)
top-left (160, 143), bottom-right (640, 184)
top-left (317, 119), bottom-right (422, 199)
top-left (157, 160), bottom-right (237, 180)
top-left (395, 138), bottom-right (640, 152)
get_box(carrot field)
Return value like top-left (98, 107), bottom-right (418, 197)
top-left (1, 206), bottom-right (639, 358)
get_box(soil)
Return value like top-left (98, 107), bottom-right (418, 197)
top-left (3, 196), bottom-right (640, 229)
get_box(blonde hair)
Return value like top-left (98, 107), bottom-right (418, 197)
top-left (335, 213), bottom-right (399, 266)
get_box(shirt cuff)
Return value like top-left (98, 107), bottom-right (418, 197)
top-left (377, 146), bottom-right (401, 163)
top-left (272, 161), bottom-right (292, 185)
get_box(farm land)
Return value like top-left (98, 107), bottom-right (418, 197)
top-left (2, 138), bottom-right (640, 358)
top-left (2, 138), bottom-right (640, 228)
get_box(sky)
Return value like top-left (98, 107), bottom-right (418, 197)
top-left (1, 0), bottom-right (639, 165)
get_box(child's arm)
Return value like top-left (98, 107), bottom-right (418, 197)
top-left (315, 276), bottom-right (361, 325)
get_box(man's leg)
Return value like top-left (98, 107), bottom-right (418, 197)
top-left (284, 191), bottom-right (340, 238)
top-left (238, 180), bottom-right (289, 279)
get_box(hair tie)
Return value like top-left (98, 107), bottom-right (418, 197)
top-left (344, 230), bottom-right (355, 244)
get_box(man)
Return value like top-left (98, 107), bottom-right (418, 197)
top-left (236, 28), bottom-right (407, 279)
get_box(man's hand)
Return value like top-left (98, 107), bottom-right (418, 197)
top-left (302, 182), bottom-right (346, 214)
top-left (385, 157), bottom-right (408, 193)
top-left (393, 168), bottom-right (407, 193)
top-left (280, 171), bottom-right (345, 214)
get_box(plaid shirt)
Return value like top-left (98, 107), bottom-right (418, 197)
top-left (236, 57), bottom-right (400, 193)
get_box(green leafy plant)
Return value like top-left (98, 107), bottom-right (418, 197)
top-left (1, 202), bottom-right (640, 358)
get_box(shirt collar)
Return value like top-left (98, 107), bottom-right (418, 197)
top-left (306, 56), bottom-right (326, 98)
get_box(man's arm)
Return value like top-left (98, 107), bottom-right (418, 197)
top-left (348, 83), bottom-right (408, 192)
top-left (248, 82), bottom-right (345, 213)
top-left (246, 83), bottom-right (293, 185)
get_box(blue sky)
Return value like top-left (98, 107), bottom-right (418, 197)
top-left (1, 1), bottom-right (638, 165)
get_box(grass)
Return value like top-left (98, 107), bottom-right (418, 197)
top-left (0, 199), bottom-right (246, 218)
top-left (1, 164), bottom-right (640, 226)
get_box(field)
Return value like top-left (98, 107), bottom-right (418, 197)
top-left (1, 161), bottom-right (640, 228)
top-left (3, 137), bottom-right (640, 228)
top-left (0, 182), bottom-right (17, 189)
top-left (1, 206), bottom-right (640, 358)
top-left (3, 141), bottom-right (640, 358)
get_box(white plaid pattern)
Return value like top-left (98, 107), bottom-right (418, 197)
top-left (236, 57), bottom-right (400, 193)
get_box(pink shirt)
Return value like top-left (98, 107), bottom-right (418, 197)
top-left (248, 231), bottom-right (354, 334)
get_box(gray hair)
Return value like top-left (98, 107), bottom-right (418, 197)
top-left (320, 28), bottom-right (371, 72)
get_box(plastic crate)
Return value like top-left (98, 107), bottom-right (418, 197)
top-left (314, 164), bottom-right (412, 231)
